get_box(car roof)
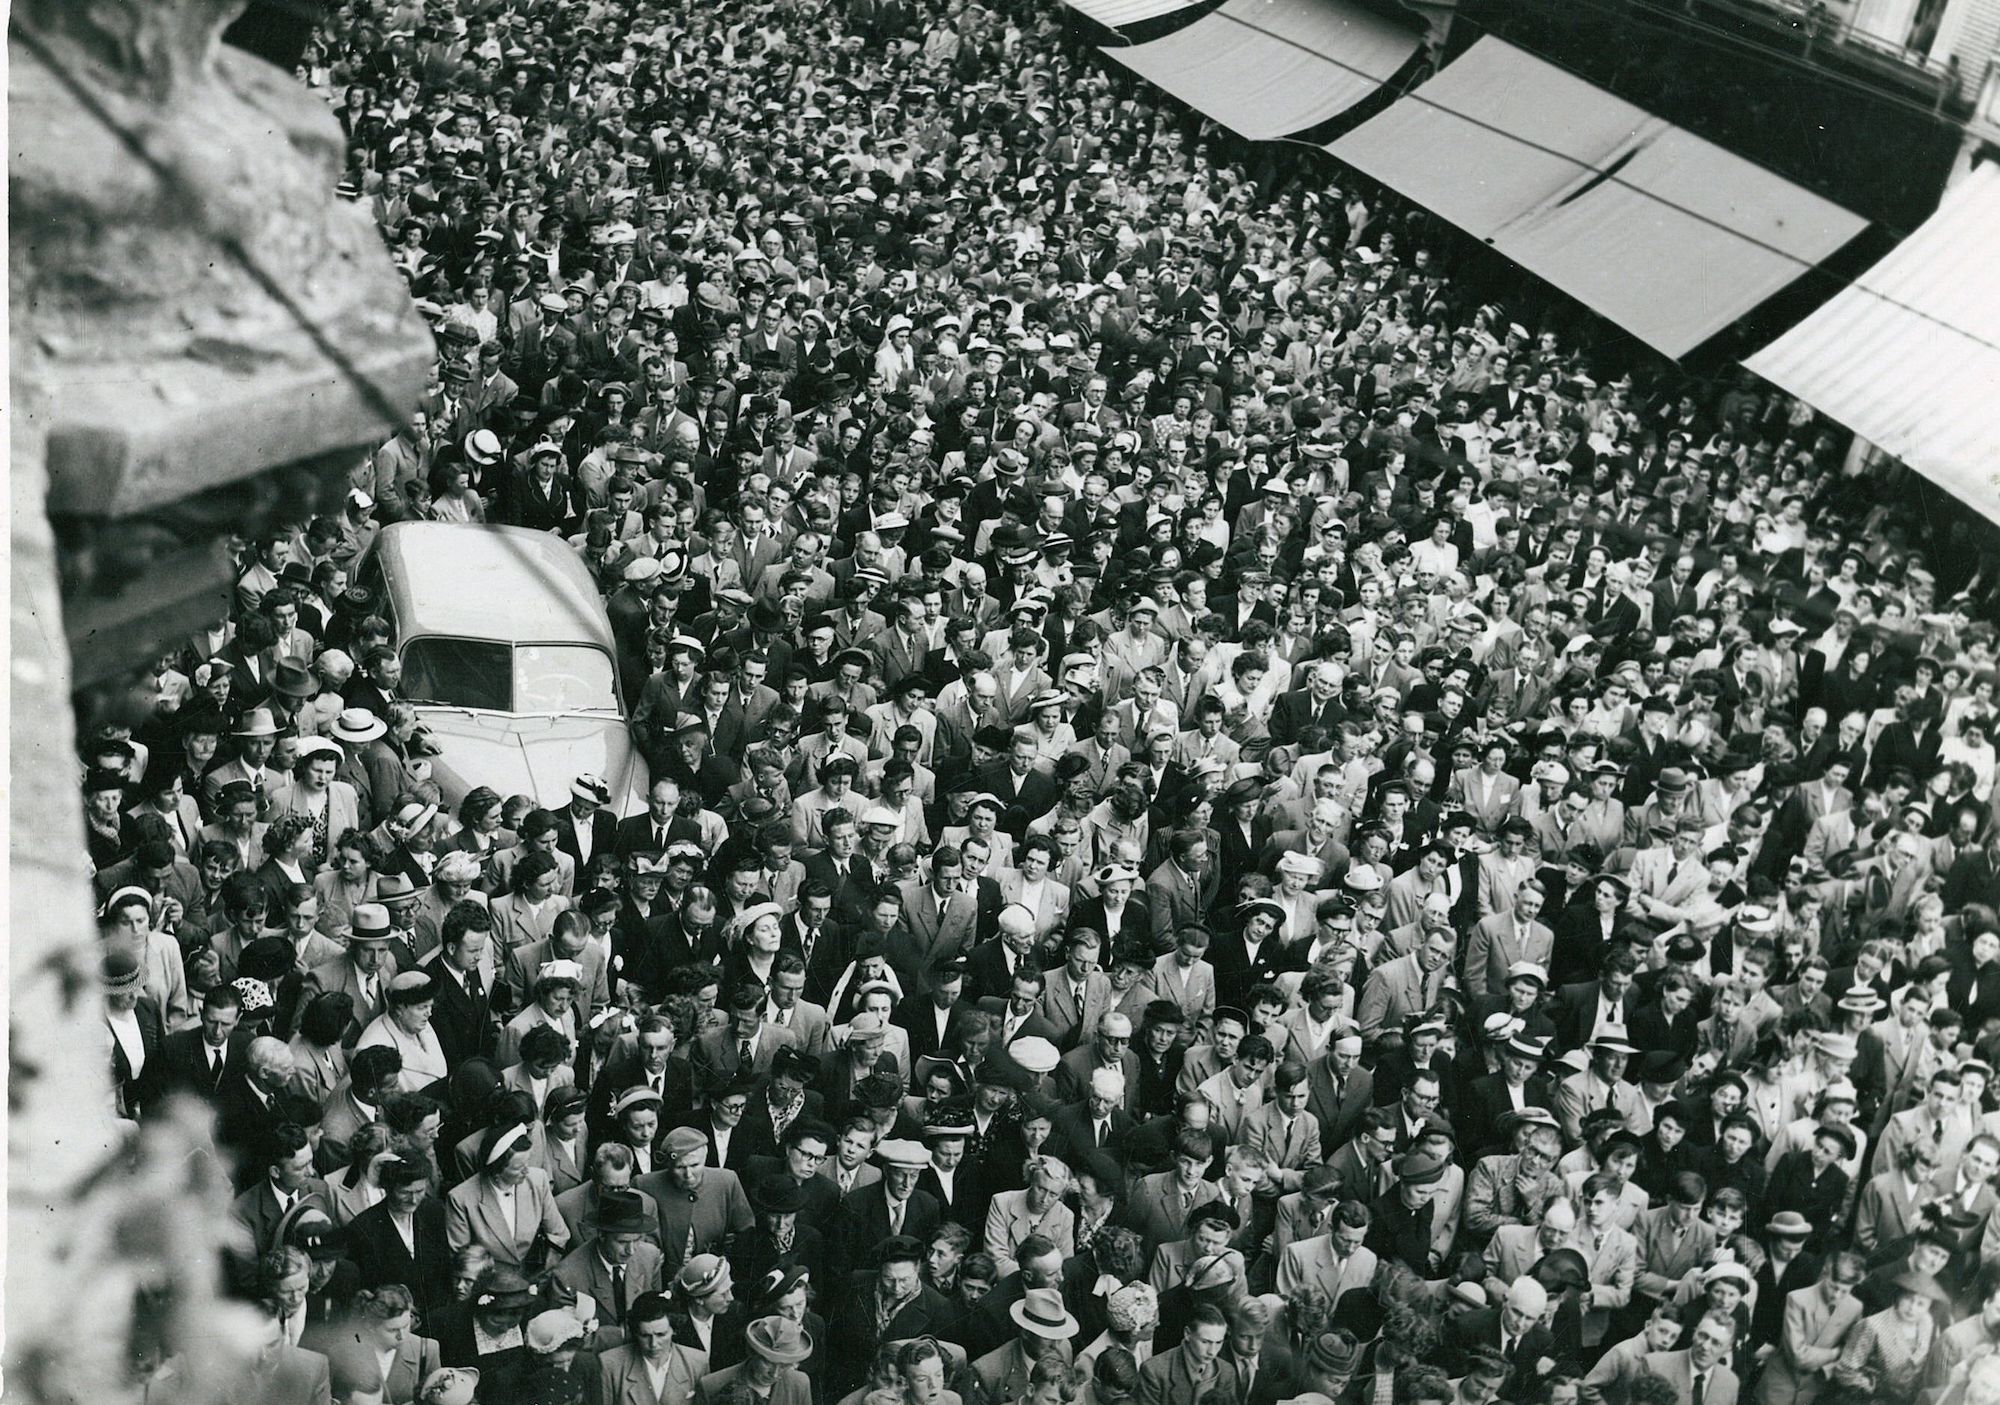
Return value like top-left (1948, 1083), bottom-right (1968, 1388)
top-left (371, 522), bottom-right (613, 649)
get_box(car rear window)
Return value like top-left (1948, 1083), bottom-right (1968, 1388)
top-left (401, 638), bottom-right (619, 713)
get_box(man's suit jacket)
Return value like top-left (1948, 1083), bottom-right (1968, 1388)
top-left (824, 1273), bottom-right (956, 1396)
top-left (232, 1178), bottom-right (333, 1262)
top-left (1048, 1101), bottom-right (1137, 1164)
top-left (1641, 1349), bottom-right (1738, 1405)
top-left (1038, 971), bottom-right (1114, 1048)
top-left (963, 941), bottom-right (1033, 1006)
top-left (595, 1343), bottom-right (708, 1405)
top-left (1551, 980), bottom-right (1637, 1053)
top-left (1444, 1310), bottom-right (1557, 1399)
top-left (1239, 1103), bottom-right (1323, 1186)
top-left (1755, 1282), bottom-right (1861, 1405)
top-left (420, 957), bottom-right (494, 1069)
top-left (1304, 1058), bottom-right (1374, 1151)
top-left (442, 1167), bottom-right (568, 1271)
top-left (613, 812), bottom-right (705, 861)
top-left (1136, 1343), bottom-right (1236, 1405)
top-left (895, 880), bottom-right (980, 991)
top-left (1275, 1233), bottom-right (1377, 1302)
top-left (1125, 1170), bottom-right (1220, 1247)
top-left (155, 1027), bottom-right (250, 1103)
top-left (831, 1181), bottom-right (942, 1273)
top-left (1355, 952), bottom-right (1439, 1042)
top-left (1463, 913), bottom-right (1555, 998)
top-left (1144, 954), bottom-right (1217, 1038)
top-left (1461, 1071), bottom-right (1557, 1160)
top-left (553, 1239), bottom-right (666, 1328)
top-left (1144, 860), bottom-right (1208, 944)
top-left (689, 1023), bottom-right (801, 1086)
top-left (345, 1197), bottom-right (456, 1322)
top-left (696, 1363), bottom-right (810, 1405)
top-left (552, 807), bottom-right (619, 873)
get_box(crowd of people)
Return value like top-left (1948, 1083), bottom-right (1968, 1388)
top-left (76, 0), bottom-right (2000, 1403)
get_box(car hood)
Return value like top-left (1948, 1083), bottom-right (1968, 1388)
top-left (415, 709), bottom-right (647, 817)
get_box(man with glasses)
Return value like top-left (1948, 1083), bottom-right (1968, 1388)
top-left (1056, 1011), bottom-right (1139, 1112)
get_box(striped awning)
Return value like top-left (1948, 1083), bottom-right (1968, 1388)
top-left (1327, 38), bottom-right (1869, 357)
top-left (1747, 163), bottom-right (2000, 518)
top-left (1102, 0), bottom-right (1422, 141)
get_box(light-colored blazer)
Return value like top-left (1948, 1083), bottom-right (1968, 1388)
top-left (1143, 954), bottom-right (1216, 1038)
top-left (1239, 1102), bottom-right (1323, 1190)
top-left (1039, 970), bottom-right (1115, 1046)
top-left (1276, 1234), bottom-right (1378, 1302)
top-left (983, 1189), bottom-right (1076, 1280)
top-left (1575, 1222), bottom-right (1639, 1346)
top-left (1463, 913), bottom-right (1555, 997)
top-left (443, 1165), bottom-right (569, 1270)
top-left (1642, 1350), bottom-right (1738, 1405)
top-left (998, 870), bottom-right (1071, 941)
top-left (597, 1342), bottom-right (708, 1405)
top-left (1753, 1283), bottom-right (1860, 1405)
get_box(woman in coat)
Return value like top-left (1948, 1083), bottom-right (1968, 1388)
top-left (1830, 1271), bottom-right (1946, 1402)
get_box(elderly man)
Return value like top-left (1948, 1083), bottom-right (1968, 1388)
top-left (1056, 1010), bottom-right (1142, 1111)
top-left (1462, 1119), bottom-right (1564, 1240)
top-left (984, 1154), bottom-right (1076, 1280)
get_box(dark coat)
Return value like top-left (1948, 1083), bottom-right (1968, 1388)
top-left (346, 1198), bottom-right (456, 1327)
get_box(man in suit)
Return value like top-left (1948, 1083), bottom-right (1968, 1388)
top-left (154, 982), bottom-right (251, 1107)
top-left (1240, 1063), bottom-right (1324, 1192)
top-left (822, 1238), bottom-right (956, 1398)
top-left (595, 1291), bottom-right (708, 1405)
top-left (979, 730), bottom-right (1061, 831)
top-left (964, 904), bottom-right (1043, 1006)
top-left (614, 778), bottom-right (705, 861)
top-left (1049, 1065), bottom-right (1139, 1164)
top-left (1355, 929), bottom-right (1453, 1045)
top-left (1126, 1125), bottom-right (1224, 1246)
top-left (1461, 1033), bottom-right (1557, 1161)
top-left (896, 851), bottom-right (980, 996)
top-left (1275, 1196), bottom-right (1377, 1302)
top-left (1304, 1032), bottom-right (1374, 1153)
top-left (217, 1039), bottom-right (322, 1178)
top-left (1463, 886), bottom-right (1556, 998)
top-left (1642, 1309), bottom-right (1741, 1405)
top-left (229, 1123), bottom-right (330, 1274)
top-left (970, 1288), bottom-right (1078, 1405)
top-left (1039, 929), bottom-right (1117, 1051)
top-left (243, 1302), bottom-right (333, 1405)
top-left (1145, 833), bottom-right (1211, 946)
top-left (421, 907), bottom-right (496, 1070)
top-left (1752, 1254), bottom-right (1865, 1405)
top-left (692, 977), bottom-right (802, 1088)
top-left (831, 1137), bottom-right (943, 1274)
top-left (1556, 1034), bottom-right (1649, 1145)
top-left (552, 1188), bottom-right (665, 1336)
top-left (1136, 1302), bottom-right (1237, 1405)
top-left (346, 1157), bottom-right (456, 1324)
top-left (1445, 1275), bottom-right (1559, 1397)
top-left (303, 905), bottom-right (401, 1045)
top-left (1551, 951), bottom-right (1642, 1055)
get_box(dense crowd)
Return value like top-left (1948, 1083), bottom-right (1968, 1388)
top-left (78, 0), bottom-right (2000, 1404)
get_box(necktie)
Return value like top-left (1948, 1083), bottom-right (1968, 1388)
top-left (889, 1200), bottom-right (903, 1235)
top-left (1691, 1373), bottom-right (1706, 1405)
top-left (1095, 1120), bottom-right (1106, 1149)
top-left (739, 1038), bottom-right (753, 1068)
top-left (466, 969), bottom-right (483, 1003)
top-left (1935, 1119), bottom-right (1945, 1145)
top-left (612, 1264), bottom-right (627, 1319)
